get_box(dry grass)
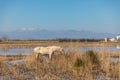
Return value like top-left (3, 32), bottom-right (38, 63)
top-left (0, 40), bottom-right (120, 49)
top-left (19, 49), bottom-right (102, 80)
top-left (0, 56), bottom-right (14, 62)
top-left (0, 43), bottom-right (120, 80)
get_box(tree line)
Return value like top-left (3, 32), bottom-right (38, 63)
top-left (56, 38), bottom-right (103, 42)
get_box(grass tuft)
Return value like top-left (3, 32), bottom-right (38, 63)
top-left (85, 50), bottom-right (100, 65)
top-left (74, 57), bottom-right (84, 68)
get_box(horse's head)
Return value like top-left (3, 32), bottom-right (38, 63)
top-left (59, 47), bottom-right (65, 54)
top-left (53, 46), bottom-right (65, 54)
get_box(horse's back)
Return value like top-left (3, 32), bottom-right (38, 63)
top-left (47, 46), bottom-right (61, 49)
top-left (38, 47), bottom-right (51, 54)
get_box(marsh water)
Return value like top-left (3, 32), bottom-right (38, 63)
top-left (0, 46), bottom-right (119, 55)
top-left (0, 46), bottom-right (120, 62)
top-left (0, 46), bottom-right (119, 63)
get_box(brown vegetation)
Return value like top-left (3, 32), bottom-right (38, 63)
top-left (0, 40), bottom-right (120, 49)
top-left (0, 48), bottom-right (119, 80)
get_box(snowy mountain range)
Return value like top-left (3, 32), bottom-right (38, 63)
top-left (0, 29), bottom-right (116, 40)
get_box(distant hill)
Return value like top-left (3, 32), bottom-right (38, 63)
top-left (0, 29), bottom-right (116, 40)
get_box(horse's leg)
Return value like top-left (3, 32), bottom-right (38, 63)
top-left (36, 53), bottom-right (43, 62)
top-left (36, 53), bottom-right (40, 60)
top-left (49, 52), bottom-right (53, 60)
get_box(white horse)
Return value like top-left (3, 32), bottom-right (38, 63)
top-left (34, 46), bottom-right (64, 60)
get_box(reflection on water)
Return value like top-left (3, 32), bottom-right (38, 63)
top-left (116, 45), bottom-right (120, 49)
top-left (108, 57), bottom-right (120, 63)
top-left (80, 46), bottom-right (120, 53)
top-left (0, 46), bottom-right (120, 55)
top-left (0, 48), bottom-right (33, 55)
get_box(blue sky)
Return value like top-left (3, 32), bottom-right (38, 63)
top-left (0, 0), bottom-right (120, 34)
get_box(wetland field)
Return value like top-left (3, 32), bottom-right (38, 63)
top-left (0, 40), bottom-right (120, 80)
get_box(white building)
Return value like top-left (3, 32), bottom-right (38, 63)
top-left (104, 34), bottom-right (120, 42)
top-left (104, 38), bottom-right (109, 42)
top-left (116, 34), bottom-right (120, 40)
top-left (116, 46), bottom-right (120, 49)
top-left (109, 38), bottom-right (117, 42)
